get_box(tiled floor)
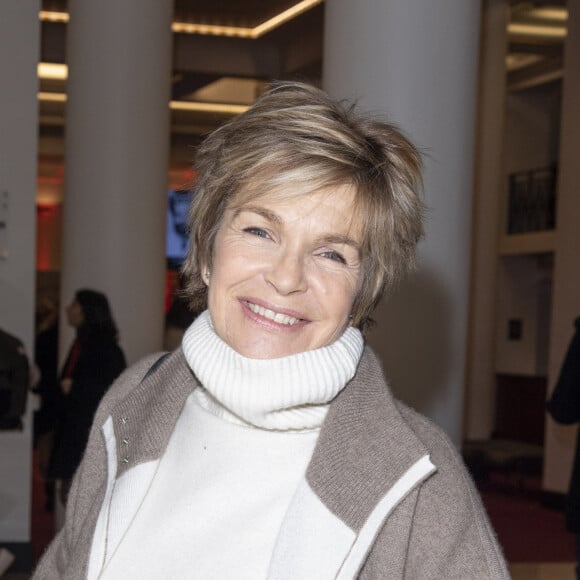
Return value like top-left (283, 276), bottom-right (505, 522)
top-left (510, 562), bottom-right (576, 580)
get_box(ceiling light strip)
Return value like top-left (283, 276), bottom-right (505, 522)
top-left (40, 1), bottom-right (323, 39)
top-left (527, 8), bottom-right (568, 23)
top-left (171, 22), bottom-right (255, 38)
top-left (170, 101), bottom-right (249, 114)
top-left (508, 23), bottom-right (567, 39)
top-left (39, 10), bottom-right (69, 23)
top-left (37, 92), bottom-right (248, 115)
top-left (253, 0), bottom-right (322, 38)
top-left (509, 69), bottom-right (564, 92)
top-left (38, 92), bottom-right (67, 103)
top-left (38, 63), bottom-right (68, 80)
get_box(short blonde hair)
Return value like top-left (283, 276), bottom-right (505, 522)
top-left (182, 82), bottom-right (424, 330)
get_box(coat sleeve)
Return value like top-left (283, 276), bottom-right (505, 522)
top-left (402, 456), bottom-right (511, 579)
top-left (31, 353), bottom-right (162, 579)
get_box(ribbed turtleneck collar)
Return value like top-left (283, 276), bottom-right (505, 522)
top-left (182, 310), bottom-right (364, 431)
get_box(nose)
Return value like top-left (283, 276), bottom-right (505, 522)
top-left (265, 250), bottom-right (308, 295)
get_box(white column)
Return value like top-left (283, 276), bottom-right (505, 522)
top-left (465, 0), bottom-right (509, 440)
top-left (543, 0), bottom-right (580, 495)
top-left (60, 0), bottom-right (173, 364)
top-left (0, 0), bottom-right (39, 561)
top-left (324, 0), bottom-right (481, 444)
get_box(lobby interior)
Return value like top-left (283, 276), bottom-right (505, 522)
top-left (2, 1), bottom-right (580, 578)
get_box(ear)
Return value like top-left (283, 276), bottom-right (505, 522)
top-left (201, 265), bottom-right (210, 286)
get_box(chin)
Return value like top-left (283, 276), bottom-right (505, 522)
top-left (232, 337), bottom-right (308, 360)
top-left (238, 346), bottom-right (297, 360)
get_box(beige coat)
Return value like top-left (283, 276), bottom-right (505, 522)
top-left (33, 347), bottom-right (510, 579)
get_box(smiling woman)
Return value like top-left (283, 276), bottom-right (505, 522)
top-left (33, 83), bottom-right (510, 580)
top-left (184, 83), bottom-right (425, 332)
top-left (207, 185), bottom-right (363, 359)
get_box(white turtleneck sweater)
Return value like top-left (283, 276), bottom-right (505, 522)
top-left (99, 311), bottom-right (363, 579)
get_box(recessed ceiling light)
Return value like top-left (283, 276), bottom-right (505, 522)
top-left (38, 63), bottom-right (67, 80)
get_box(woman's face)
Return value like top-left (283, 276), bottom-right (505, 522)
top-left (205, 186), bottom-right (364, 359)
top-left (66, 299), bottom-right (84, 328)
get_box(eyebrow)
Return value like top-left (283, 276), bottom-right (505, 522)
top-left (233, 205), bottom-right (362, 252)
top-left (318, 234), bottom-right (362, 252)
top-left (233, 205), bottom-right (282, 225)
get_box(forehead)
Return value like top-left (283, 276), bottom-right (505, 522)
top-left (229, 183), bottom-right (364, 229)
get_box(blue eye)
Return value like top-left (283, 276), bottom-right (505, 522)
top-left (321, 250), bottom-right (346, 264)
top-left (244, 227), bottom-right (269, 238)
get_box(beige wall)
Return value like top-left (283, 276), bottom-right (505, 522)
top-left (543, 0), bottom-right (580, 495)
top-left (465, 3), bottom-right (563, 441)
top-left (494, 255), bottom-right (551, 376)
top-left (505, 87), bottom-right (561, 174)
top-left (0, 0), bottom-right (40, 546)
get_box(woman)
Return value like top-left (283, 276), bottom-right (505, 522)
top-left (35, 83), bottom-right (509, 579)
top-left (48, 289), bottom-right (126, 504)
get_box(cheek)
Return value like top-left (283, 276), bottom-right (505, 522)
top-left (216, 241), bottom-right (271, 283)
top-left (338, 272), bottom-right (362, 316)
top-left (316, 261), bottom-right (361, 296)
top-left (208, 249), bottom-right (254, 307)
top-left (314, 272), bottom-right (360, 318)
top-left (338, 286), bottom-right (358, 318)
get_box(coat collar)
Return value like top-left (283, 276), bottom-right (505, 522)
top-left (108, 345), bottom-right (432, 531)
top-left (109, 348), bottom-right (197, 477)
top-left (306, 347), bottom-right (432, 532)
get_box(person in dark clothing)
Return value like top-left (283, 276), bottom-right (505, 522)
top-left (547, 316), bottom-right (580, 580)
top-left (33, 297), bottom-right (61, 512)
top-left (49, 289), bottom-right (126, 504)
top-left (33, 297), bottom-right (61, 441)
top-left (163, 273), bottom-right (199, 351)
top-left (0, 327), bottom-right (30, 430)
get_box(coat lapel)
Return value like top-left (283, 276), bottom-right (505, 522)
top-left (269, 347), bottom-right (437, 579)
top-left (90, 350), bottom-right (197, 576)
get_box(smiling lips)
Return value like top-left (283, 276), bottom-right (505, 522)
top-left (246, 301), bottom-right (303, 326)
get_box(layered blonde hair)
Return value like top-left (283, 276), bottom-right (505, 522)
top-left (182, 82), bottom-right (424, 330)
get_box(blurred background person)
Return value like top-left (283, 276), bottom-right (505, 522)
top-left (0, 327), bottom-right (31, 577)
top-left (163, 273), bottom-right (199, 351)
top-left (0, 326), bottom-right (30, 430)
top-left (48, 289), bottom-right (126, 506)
top-left (547, 316), bottom-right (580, 580)
top-left (33, 296), bottom-right (61, 512)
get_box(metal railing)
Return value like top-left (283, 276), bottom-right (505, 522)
top-left (507, 165), bottom-right (557, 234)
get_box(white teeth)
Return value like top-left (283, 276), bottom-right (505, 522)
top-left (247, 302), bottom-right (299, 326)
